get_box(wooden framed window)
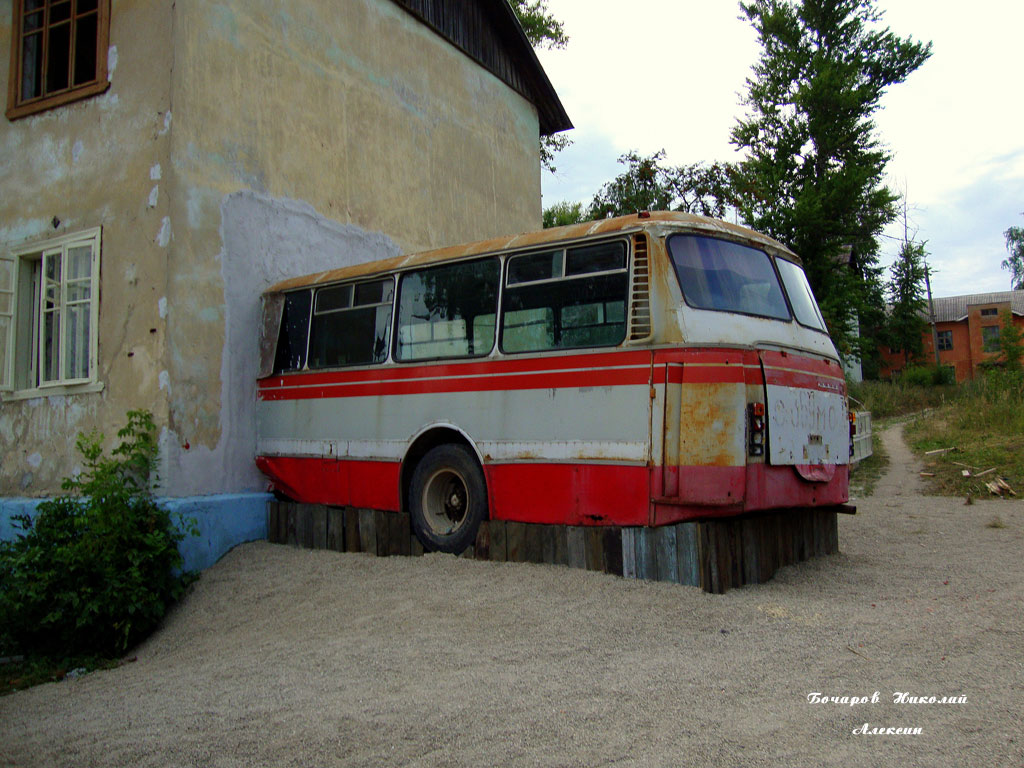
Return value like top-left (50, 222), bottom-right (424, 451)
top-left (6, 0), bottom-right (110, 120)
top-left (1, 227), bottom-right (102, 397)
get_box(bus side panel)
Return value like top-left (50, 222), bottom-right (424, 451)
top-left (255, 455), bottom-right (401, 511)
top-left (485, 463), bottom-right (650, 526)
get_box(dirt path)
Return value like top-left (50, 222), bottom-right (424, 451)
top-left (2, 429), bottom-right (1022, 767)
top-left (871, 421), bottom-right (928, 499)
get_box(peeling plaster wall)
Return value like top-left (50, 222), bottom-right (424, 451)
top-left (2, 0), bottom-right (546, 499)
top-left (0, 0), bottom-right (175, 495)
top-left (162, 0), bottom-right (543, 495)
top-left (159, 191), bottom-right (399, 496)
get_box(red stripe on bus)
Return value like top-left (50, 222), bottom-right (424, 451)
top-left (259, 349), bottom-right (653, 390)
top-left (258, 366), bottom-right (652, 400)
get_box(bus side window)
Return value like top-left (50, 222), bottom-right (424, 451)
top-left (308, 278), bottom-right (394, 368)
top-left (501, 241), bottom-right (628, 353)
top-left (395, 257), bottom-right (500, 361)
top-left (272, 290), bottom-right (312, 373)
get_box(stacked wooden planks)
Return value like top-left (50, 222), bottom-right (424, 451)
top-left (267, 502), bottom-right (841, 593)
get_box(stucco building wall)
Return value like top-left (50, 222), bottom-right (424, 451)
top-left (0, 0), bottom-right (548, 500)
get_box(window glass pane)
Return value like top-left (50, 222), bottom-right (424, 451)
top-left (315, 284), bottom-right (351, 313)
top-left (501, 251), bottom-right (628, 353)
top-left (396, 258), bottom-right (499, 360)
top-left (775, 257), bottom-right (826, 330)
top-left (354, 279), bottom-right (392, 306)
top-left (26, 0), bottom-right (45, 12)
top-left (51, 2), bottom-right (72, 23)
top-left (668, 235), bottom-right (790, 321)
top-left (507, 251), bottom-right (561, 285)
top-left (67, 245), bottom-right (91, 279)
top-left (273, 291), bottom-right (311, 373)
top-left (77, 0), bottom-right (99, 12)
top-left (73, 12), bottom-right (98, 86)
top-left (982, 326), bottom-right (1000, 352)
top-left (565, 241), bottom-right (626, 276)
top-left (24, 10), bottom-right (44, 31)
top-left (43, 309), bottom-right (60, 382)
top-left (21, 32), bottom-right (43, 100)
top-left (309, 305), bottom-right (391, 368)
top-left (46, 23), bottom-right (71, 93)
top-left (64, 303), bottom-right (89, 379)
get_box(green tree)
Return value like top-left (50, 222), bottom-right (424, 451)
top-left (586, 151), bottom-right (735, 220)
top-left (510, 0), bottom-right (572, 173)
top-left (730, 0), bottom-right (932, 361)
top-left (886, 239), bottom-right (929, 365)
top-left (542, 200), bottom-right (586, 228)
top-left (1002, 215), bottom-right (1024, 290)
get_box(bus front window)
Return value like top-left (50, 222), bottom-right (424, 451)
top-left (668, 235), bottom-right (790, 320)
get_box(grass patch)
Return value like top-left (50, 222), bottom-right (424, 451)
top-left (904, 374), bottom-right (1024, 498)
top-left (848, 379), bottom-right (957, 420)
top-left (849, 429), bottom-right (889, 498)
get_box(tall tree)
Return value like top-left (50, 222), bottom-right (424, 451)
top-left (1003, 214), bottom-right (1024, 290)
top-left (510, 0), bottom-right (572, 173)
top-left (886, 239), bottom-right (928, 365)
top-left (730, 0), bottom-right (931, 360)
top-left (586, 151), bottom-right (735, 221)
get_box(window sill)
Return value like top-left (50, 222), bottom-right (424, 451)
top-left (1, 381), bottom-right (104, 402)
top-left (6, 80), bottom-right (111, 121)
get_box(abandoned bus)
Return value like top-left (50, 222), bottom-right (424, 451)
top-left (256, 212), bottom-right (850, 554)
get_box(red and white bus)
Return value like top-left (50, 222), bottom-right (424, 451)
top-left (256, 212), bottom-right (850, 554)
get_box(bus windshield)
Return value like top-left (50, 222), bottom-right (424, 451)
top-left (667, 234), bottom-right (790, 321)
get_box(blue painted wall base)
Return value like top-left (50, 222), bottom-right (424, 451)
top-left (0, 493), bottom-right (270, 573)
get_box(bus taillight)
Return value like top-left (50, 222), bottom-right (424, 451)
top-left (748, 402), bottom-right (765, 457)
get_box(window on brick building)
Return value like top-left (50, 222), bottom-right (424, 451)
top-left (937, 330), bottom-right (952, 351)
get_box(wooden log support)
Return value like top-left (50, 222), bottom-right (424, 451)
top-left (310, 505), bottom-right (328, 550)
top-left (358, 508), bottom-right (376, 555)
top-left (603, 528), bottom-right (623, 577)
top-left (345, 509), bottom-right (361, 553)
top-left (473, 521), bottom-right (490, 561)
top-left (584, 527), bottom-right (604, 572)
top-left (506, 522), bottom-right (527, 563)
top-left (327, 507), bottom-right (345, 552)
top-left (621, 528), bottom-right (637, 578)
top-left (654, 525), bottom-right (677, 583)
top-left (524, 523), bottom-right (544, 564)
top-left (266, 502), bottom-right (842, 594)
top-left (676, 523), bottom-right (699, 587)
top-left (566, 526), bottom-right (586, 570)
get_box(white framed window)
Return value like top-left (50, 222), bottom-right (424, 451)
top-left (0, 227), bottom-right (101, 397)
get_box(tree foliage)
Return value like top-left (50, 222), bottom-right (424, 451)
top-left (510, 0), bottom-right (572, 174)
top-left (886, 239), bottom-right (929, 365)
top-left (542, 200), bottom-right (586, 229)
top-left (587, 151), bottom-right (734, 221)
top-left (510, 0), bottom-right (567, 49)
top-left (730, 0), bottom-right (932, 361)
top-left (1002, 215), bottom-right (1024, 290)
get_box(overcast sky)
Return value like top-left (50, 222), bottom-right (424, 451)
top-left (535, 0), bottom-right (1024, 298)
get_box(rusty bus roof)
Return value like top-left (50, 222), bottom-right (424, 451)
top-left (266, 211), bottom-right (800, 293)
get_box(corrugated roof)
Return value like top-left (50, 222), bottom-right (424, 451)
top-left (929, 290), bottom-right (1024, 322)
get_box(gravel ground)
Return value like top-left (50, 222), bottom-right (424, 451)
top-left (2, 425), bottom-right (1022, 767)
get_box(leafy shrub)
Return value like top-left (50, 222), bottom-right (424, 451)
top-left (0, 411), bottom-right (195, 658)
top-left (900, 365), bottom-right (953, 387)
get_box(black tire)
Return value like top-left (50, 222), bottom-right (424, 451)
top-left (409, 444), bottom-right (488, 554)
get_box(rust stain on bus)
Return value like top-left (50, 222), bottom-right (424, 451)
top-left (267, 211), bottom-right (800, 294)
top-left (675, 384), bottom-right (745, 467)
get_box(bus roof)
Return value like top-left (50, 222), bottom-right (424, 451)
top-left (265, 211), bottom-right (800, 294)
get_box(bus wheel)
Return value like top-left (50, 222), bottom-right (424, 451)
top-left (410, 444), bottom-right (487, 554)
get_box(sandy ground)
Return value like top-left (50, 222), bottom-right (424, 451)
top-left (2, 425), bottom-right (1023, 767)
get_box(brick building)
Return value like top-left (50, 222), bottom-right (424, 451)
top-left (880, 291), bottom-right (1024, 382)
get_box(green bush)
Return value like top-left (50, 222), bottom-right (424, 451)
top-left (0, 411), bottom-right (195, 658)
top-left (900, 365), bottom-right (953, 387)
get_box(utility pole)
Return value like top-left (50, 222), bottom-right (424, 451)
top-left (924, 261), bottom-right (940, 366)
